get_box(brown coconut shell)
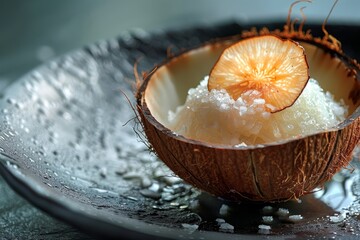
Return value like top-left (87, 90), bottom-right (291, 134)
top-left (136, 28), bottom-right (360, 202)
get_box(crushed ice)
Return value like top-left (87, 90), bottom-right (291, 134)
top-left (168, 77), bottom-right (348, 145)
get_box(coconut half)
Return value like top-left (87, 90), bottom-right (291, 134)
top-left (136, 29), bottom-right (360, 202)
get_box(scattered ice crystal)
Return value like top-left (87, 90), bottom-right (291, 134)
top-left (262, 216), bottom-right (274, 224)
top-left (148, 183), bottom-right (160, 192)
top-left (219, 223), bottom-right (234, 233)
top-left (262, 206), bottom-right (274, 214)
top-left (258, 224), bottom-right (271, 234)
top-left (277, 208), bottom-right (290, 216)
top-left (329, 215), bottom-right (343, 223)
top-left (181, 223), bottom-right (199, 233)
top-left (219, 204), bottom-right (230, 216)
top-left (289, 215), bottom-right (303, 222)
top-left (258, 224), bottom-right (271, 230)
top-left (215, 218), bottom-right (226, 224)
top-left (329, 211), bottom-right (347, 223)
top-left (141, 176), bottom-right (152, 188)
top-left (234, 142), bottom-right (247, 148)
top-left (163, 176), bottom-right (182, 185)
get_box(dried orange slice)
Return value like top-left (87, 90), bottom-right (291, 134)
top-left (208, 35), bottom-right (309, 112)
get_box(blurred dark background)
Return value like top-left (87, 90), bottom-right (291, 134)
top-left (1, 0), bottom-right (359, 82)
top-left (0, 0), bottom-right (359, 239)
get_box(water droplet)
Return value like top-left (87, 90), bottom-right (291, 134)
top-left (7, 98), bottom-right (16, 105)
top-left (8, 131), bottom-right (15, 136)
top-left (99, 167), bottom-right (107, 178)
top-left (140, 189), bottom-right (161, 200)
top-left (141, 176), bottom-right (152, 188)
top-left (30, 137), bottom-right (39, 145)
top-left (148, 183), bottom-right (160, 192)
top-left (152, 205), bottom-right (172, 211)
top-left (258, 225), bottom-right (271, 235)
top-left (25, 81), bottom-right (33, 91)
top-left (262, 206), bottom-right (274, 214)
top-left (6, 161), bottom-right (18, 169)
top-left (122, 172), bottom-right (143, 180)
top-left (36, 151), bottom-right (46, 157)
top-left (92, 188), bottom-right (108, 193)
top-left (15, 102), bottom-right (23, 109)
top-left (125, 196), bottom-right (138, 201)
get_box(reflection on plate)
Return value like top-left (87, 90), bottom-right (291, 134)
top-left (0, 22), bottom-right (359, 239)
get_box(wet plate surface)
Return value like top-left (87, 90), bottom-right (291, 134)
top-left (0, 23), bottom-right (359, 239)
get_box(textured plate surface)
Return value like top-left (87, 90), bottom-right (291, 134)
top-left (0, 23), bottom-right (359, 239)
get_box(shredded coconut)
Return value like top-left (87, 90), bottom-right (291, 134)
top-left (258, 224), bottom-right (271, 230)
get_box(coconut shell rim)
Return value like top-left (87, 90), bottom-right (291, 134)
top-left (136, 31), bottom-right (360, 151)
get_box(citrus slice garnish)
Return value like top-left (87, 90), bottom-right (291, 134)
top-left (208, 35), bottom-right (309, 112)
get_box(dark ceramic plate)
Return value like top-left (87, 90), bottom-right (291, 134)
top-left (0, 22), bottom-right (359, 239)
